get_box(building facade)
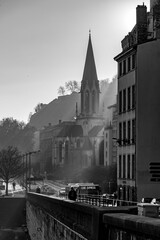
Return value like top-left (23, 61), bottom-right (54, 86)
top-left (39, 33), bottom-right (108, 174)
top-left (115, 0), bottom-right (160, 202)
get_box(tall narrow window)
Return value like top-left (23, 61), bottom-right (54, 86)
top-left (119, 62), bottom-right (122, 77)
top-left (127, 120), bottom-right (131, 144)
top-left (132, 154), bottom-right (135, 179)
top-left (119, 155), bottom-right (122, 178)
top-left (119, 91), bottom-right (122, 113)
top-left (127, 155), bottom-right (130, 179)
top-left (123, 155), bottom-right (126, 179)
top-left (123, 121), bottom-right (126, 144)
top-left (132, 85), bottom-right (135, 109)
top-left (132, 54), bottom-right (136, 69)
top-left (123, 89), bottom-right (126, 112)
top-left (59, 141), bottom-right (62, 163)
top-left (85, 90), bottom-right (90, 114)
top-left (128, 56), bottom-right (131, 72)
top-left (127, 87), bottom-right (131, 110)
top-left (123, 59), bottom-right (126, 75)
top-left (92, 90), bottom-right (96, 113)
top-left (119, 122), bottom-right (122, 145)
top-left (132, 119), bottom-right (136, 144)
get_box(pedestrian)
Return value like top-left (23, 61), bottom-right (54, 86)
top-left (36, 186), bottom-right (41, 193)
top-left (68, 187), bottom-right (77, 201)
top-left (12, 181), bottom-right (16, 191)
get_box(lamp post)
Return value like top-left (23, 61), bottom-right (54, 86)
top-left (28, 150), bottom-right (40, 192)
top-left (24, 150), bottom-right (40, 193)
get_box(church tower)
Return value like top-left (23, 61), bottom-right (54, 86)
top-left (80, 31), bottom-right (100, 117)
top-left (76, 32), bottom-right (104, 136)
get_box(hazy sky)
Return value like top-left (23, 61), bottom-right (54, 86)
top-left (0, 0), bottom-right (150, 123)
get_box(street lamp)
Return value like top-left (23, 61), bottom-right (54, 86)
top-left (24, 150), bottom-right (40, 193)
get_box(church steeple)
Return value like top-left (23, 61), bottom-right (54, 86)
top-left (80, 32), bottom-right (100, 116)
top-left (81, 31), bottom-right (99, 89)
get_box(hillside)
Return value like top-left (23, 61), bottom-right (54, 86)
top-left (29, 78), bottom-right (117, 130)
top-left (29, 92), bottom-right (80, 130)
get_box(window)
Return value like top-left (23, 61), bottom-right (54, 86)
top-left (119, 155), bottom-right (122, 178)
top-left (128, 56), bottom-right (131, 72)
top-left (123, 59), bottom-right (126, 74)
top-left (119, 122), bottom-right (122, 143)
top-left (59, 142), bottom-right (62, 163)
top-left (77, 139), bottom-right (80, 148)
top-left (132, 54), bottom-right (136, 69)
top-left (123, 89), bottom-right (126, 112)
top-left (92, 91), bottom-right (96, 113)
top-left (119, 62), bottom-right (122, 77)
top-left (85, 90), bottom-right (90, 114)
top-left (119, 91), bottom-right (122, 113)
top-left (123, 155), bottom-right (126, 179)
top-left (132, 85), bottom-right (135, 109)
top-left (123, 121), bottom-right (126, 144)
top-left (127, 87), bottom-right (131, 110)
top-left (132, 119), bottom-right (136, 144)
top-left (127, 120), bottom-right (131, 144)
top-left (127, 155), bottom-right (130, 179)
top-left (132, 154), bottom-right (135, 179)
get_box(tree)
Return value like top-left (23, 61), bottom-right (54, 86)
top-left (34, 103), bottom-right (46, 113)
top-left (0, 146), bottom-right (23, 195)
top-left (65, 80), bottom-right (80, 93)
top-left (57, 86), bottom-right (65, 96)
top-left (99, 79), bottom-right (109, 92)
top-left (0, 118), bottom-right (35, 152)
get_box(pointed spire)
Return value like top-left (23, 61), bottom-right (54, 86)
top-left (81, 31), bottom-right (99, 89)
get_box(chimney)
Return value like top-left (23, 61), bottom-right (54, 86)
top-left (136, 4), bottom-right (147, 43)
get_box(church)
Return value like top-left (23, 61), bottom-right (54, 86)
top-left (39, 33), bottom-right (106, 174)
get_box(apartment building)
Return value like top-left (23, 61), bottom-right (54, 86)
top-left (115, 0), bottom-right (160, 202)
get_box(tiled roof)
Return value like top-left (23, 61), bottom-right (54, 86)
top-left (88, 125), bottom-right (104, 137)
top-left (57, 124), bottom-right (83, 137)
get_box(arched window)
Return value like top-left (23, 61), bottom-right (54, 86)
top-left (77, 139), bottom-right (80, 148)
top-left (65, 141), bottom-right (69, 164)
top-left (59, 141), bottom-right (62, 163)
top-left (99, 140), bottom-right (104, 166)
top-left (92, 90), bottom-right (96, 113)
top-left (85, 90), bottom-right (89, 114)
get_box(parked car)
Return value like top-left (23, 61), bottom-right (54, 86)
top-left (141, 197), bottom-right (153, 203)
top-left (59, 187), bottom-right (66, 197)
top-left (151, 198), bottom-right (160, 205)
top-left (41, 185), bottom-right (55, 195)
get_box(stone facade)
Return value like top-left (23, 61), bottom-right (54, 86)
top-left (115, 2), bottom-right (160, 202)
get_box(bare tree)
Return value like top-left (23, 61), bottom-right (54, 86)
top-left (0, 146), bottom-right (23, 195)
top-left (34, 103), bottom-right (46, 113)
top-left (58, 86), bottom-right (65, 96)
top-left (65, 80), bottom-right (80, 93)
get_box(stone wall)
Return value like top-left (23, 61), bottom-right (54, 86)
top-left (26, 193), bottom-right (137, 240)
top-left (103, 213), bottom-right (160, 240)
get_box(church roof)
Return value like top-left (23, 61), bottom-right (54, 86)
top-left (88, 125), bottom-right (104, 137)
top-left (81, 32), bottom-right (99, 89)
top-left (57, 124), bottom-right (83, 137)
